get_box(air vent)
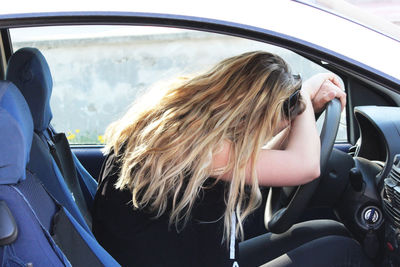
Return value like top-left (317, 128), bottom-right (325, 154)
top-left (383, 157), bottom-right (400, 228)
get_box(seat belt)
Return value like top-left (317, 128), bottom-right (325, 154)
top-left (9, 183), bottom-right (72, 267)
top-left (52, 132), bottom-right (92, 229)
top-left (12, 172), bottom-right (104, 267)
top-left (40, 130), bottom-right (92, 229)
top-left (52, 207), bottom-right (104, 267)
top-left (46, 137), bottom-right (64, 174)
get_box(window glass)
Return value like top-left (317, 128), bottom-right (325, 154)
top-left (10, 25), bottom-right (347, 144)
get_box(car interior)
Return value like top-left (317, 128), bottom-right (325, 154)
top-left (1, 15), bottom-right (400, 267)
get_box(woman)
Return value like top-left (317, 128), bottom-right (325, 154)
top-left (92, 51), bottom-right (369, 266)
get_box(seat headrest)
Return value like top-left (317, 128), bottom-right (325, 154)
top-left (0, 81), bottom-right (34, 184)
top-left (6, 47), bottom-right (53, 133)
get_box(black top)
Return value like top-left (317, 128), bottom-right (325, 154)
top-left (92, 151), bottom-right (239, 267)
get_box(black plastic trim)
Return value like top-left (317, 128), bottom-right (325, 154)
top-left (0, 29), bottom-right (12, 79)
top-left (0, 29), bottom-right (12, 62)
top-left (0, 200), bottom-right (18, 246)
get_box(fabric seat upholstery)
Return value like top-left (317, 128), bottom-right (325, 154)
top-left (6, 47), bottom-right (97, 233)
top-left (0, 81), bottom-right (120, 267)
top-left (0, 81), bottom-right (69, 266)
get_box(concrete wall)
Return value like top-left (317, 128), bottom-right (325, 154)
top-left (13, 29), bottom-right (345, 144)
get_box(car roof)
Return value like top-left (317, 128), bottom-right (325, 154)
top-left (1, 0), bottom-right (400, 83)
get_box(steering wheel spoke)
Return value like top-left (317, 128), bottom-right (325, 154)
top-left (264, 98), bottom-right (342, 233)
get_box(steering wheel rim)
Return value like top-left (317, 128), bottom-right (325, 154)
top-left (264, 98), bottom-right (342, 234)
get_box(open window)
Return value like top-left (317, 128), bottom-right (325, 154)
top-left (10, 25), bottom-right (347, 145)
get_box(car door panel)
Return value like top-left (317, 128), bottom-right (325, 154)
top-left (72, 147), bottom-right (105, 181)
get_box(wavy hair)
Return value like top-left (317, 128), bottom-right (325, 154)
top-left (104, 51), bottom-right (304, 243)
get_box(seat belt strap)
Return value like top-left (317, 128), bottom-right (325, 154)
top-left (11, 185), bottom-right (72, 267)
top-left (38, 130), bottom-right (92, 228)
top-left (47, 138), bottom-right (64, 175)
top-left (52, 133), bottom-right (92, 228)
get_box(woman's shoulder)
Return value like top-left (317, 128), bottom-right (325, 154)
top-left (98, 151), bottom-right (120, 182)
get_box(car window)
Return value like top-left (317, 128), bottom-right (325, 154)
top-left (10, 25), bottom-right (347, 145)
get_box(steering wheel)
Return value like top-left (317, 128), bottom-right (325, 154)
top-left (264, 98), bottom-right (342, 234)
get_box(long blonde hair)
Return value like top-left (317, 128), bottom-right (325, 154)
top-left (104, 51), bottom-right (303, 243)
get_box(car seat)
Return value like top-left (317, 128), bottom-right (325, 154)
top-left (6, 47), bottom-right (97, 233)
top-left (0, 81), bottom-right (120, 266)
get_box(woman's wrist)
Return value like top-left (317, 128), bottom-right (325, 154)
top-left (300, 90), bottom-right (313, 111)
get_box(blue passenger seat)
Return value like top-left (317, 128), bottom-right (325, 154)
top-left (6, 48), bottom-right (97, 233)
top-left (0, 81), bottom-right (120, 266)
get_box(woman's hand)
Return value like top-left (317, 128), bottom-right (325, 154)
top-left (302, 73), bottom-right (346, 114)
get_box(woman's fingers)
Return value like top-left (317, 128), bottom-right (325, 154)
top-left (302, 73), bottom-right (346, 113)
top-left (335, 84), bottom-right (347, 110)
top-left (325, 80), bottom-right (346, 110)
top-left (302, 73), bottom-right (343, 99)
top-left (312, 80), bottom-right (346, 113)
top-left (320, 73), bottom-right (343, 90)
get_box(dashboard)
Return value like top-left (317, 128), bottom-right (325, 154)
top-left (341, 106), bottom-right (400, 265)
top-left (354, 106), bottom-right (400, 185)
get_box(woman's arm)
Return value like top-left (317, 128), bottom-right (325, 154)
top-left (263, 127), bottom-right (289, 150)
top-left (254, 90), bottom-right (320, 186)
top-left (211, 73), bottom-right (346, 187)
top-left (212, 91), bottom-right (319, 186)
